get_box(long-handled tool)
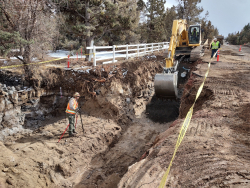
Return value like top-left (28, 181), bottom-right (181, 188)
top-left (58, 116), bottom-right (78, 143)
top-left (79, 110), bottom-right (84, 133)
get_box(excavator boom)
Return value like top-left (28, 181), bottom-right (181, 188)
top-left (154, 19), bottom-right (203, 99)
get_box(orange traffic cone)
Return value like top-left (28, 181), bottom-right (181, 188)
top-left (217, 50), bottom-right (220, 62)
top-left (239, 45), bottom-right (242, 52)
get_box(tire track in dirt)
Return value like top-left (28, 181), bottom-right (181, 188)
top-left (118, 45), bottom-right (250, 188)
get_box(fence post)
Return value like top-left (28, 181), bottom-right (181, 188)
top-left (151, 43), bottom-right (153, 53)
top-left (144, 44), bottom-right (146, 55)
top-left (93, 46), bottom-right (96, 66)
top-left (137, 44), bottom-right (139, 57)
top-left (126, 44), bottom-right (128, 60)
top-left (67, 55), bottom-right (70, 68)
top-left (113, 45), bottom-right (116, 63)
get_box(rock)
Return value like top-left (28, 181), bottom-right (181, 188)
top-left (15, 86), bottom-right (21, 91)
top-left (2, 107), bottom-right (21, 128)
top-left (55, 163), bottom-right (71, 177)
top-left (126, 98), bottom-right (131, 104)
top-left (10, 167), bottom-right (19, 174)
top-left (19, 113), bottom-right (25, 125)
top-left (0, 113), bottom-right (3, 127)
top-left (2, 168), bottom-right (9, 172)
top-left (6, 177), bottom-right (15, 186)
top-left (19, 90), bottom-right (28, 102)
top-left (0, 96), bottom-right (5, 112)
top-left (28, 90), bottom-right (33, 99)
top-left (7, 90), bottom-right (13, 95)
top-left (35, 90), bottom-right (41, 98)
top-left (5, 98), bottom-right (13, 110)
top-left (9, 91), bottom-right (18, 104)
top-left (1, 91), bottom-right (8, 96)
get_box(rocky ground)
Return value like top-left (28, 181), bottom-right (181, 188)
top-left (0, 44), bottom-right (249, 188)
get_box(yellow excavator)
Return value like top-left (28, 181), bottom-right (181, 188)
top-left (154, 19), bottom-right (203, 98)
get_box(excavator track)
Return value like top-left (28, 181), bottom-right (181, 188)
top-left (189, 45), bottom-right (204, 61)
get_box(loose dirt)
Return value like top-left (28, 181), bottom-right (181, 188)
top-left (118, 44), bottom-right (250, 188)
top-left (0, 53), bottom-right (175, 188)
top-left (0, 45), bottom-right (250, 188)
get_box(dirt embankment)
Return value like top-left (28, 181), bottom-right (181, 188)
top-left (118, 45), bottom-right (250, 188)
top-left (0, 53), bottom-right (178, 188)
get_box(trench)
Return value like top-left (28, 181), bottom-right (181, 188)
top-left (0, 54), bottom-right (211, 187)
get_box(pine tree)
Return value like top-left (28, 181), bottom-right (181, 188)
top-left (56, 0), bottom-right (140, 59)
top-left (227, 23), bottom-right (250, 45)
top-left (201, 19), bottom-right (219, 40)
top-left (164, 6), bottom-right (177, 41)
top-left (145, 0), bottom-right (166, 43)
top-left (176, 0), bottom-right (203, 25)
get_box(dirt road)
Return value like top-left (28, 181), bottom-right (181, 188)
top-left (118, 45), bottom-right (250, 187)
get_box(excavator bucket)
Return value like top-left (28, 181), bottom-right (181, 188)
top-left (154, 72), bottom-right (178, 99)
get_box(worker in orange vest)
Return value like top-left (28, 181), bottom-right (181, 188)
top-left (66, 92), bottom-right (80, 136)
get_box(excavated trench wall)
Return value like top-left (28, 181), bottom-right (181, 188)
top-left (0, 55), bottom-right (164, 141)
top-left (0, 54), bottom-right (205, 141)
top-left (0, 54), bottom-right (211, 188)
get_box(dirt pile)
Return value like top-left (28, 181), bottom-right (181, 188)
top-left (118, 45), bottom-right (250, 188)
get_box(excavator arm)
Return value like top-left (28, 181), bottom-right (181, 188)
top-left (154, 19), bottom-right (202, 99)
top-left (166, 19), bottom-right (188, 69)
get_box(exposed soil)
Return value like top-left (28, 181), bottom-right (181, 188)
top-left (118, 44), bottom-right (250, 188)
top-left (1, 44), bottom-right (250, 188)
top-left (0, 52), bottom-right (178, 188)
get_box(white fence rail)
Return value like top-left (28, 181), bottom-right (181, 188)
top-left (87, 42), bottom-right (169, 66)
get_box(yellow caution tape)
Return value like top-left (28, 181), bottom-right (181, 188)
top-left (158, 50), bottom-right (219, 188)
top-left (0, 57), bottom-right (65, 69)
top-left (0, 52), bottom-right (96, 70)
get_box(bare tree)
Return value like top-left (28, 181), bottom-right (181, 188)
top-left (0, 0), bottom-right (58, 84)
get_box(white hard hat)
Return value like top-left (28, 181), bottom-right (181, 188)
top-left (214, 38), bottom-right (217, 41)
top-left (73, 92), bottom-right (80, 97)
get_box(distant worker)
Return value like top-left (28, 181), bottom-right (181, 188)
top-left (211, 38), bottom-right (220, 58)
top-left (66, 92), bottom-right (80, 137)
top-left (191, 28), bottom-right (198, 42)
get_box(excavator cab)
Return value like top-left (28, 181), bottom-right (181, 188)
top-left (188, 25), bottom-right (201, 45)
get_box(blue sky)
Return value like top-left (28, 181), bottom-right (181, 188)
top-left (164, 0), bottom-right (250, 37)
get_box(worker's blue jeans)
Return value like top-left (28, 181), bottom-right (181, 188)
top-left (211, 49), bottom-right (218, 58)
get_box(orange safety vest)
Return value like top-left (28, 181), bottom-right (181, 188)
top-left (66, 98), bottom-right (78, 114)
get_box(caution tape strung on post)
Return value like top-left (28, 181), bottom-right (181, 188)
top-left (158, 49), bottom-right (220, 188)
top-left (0, 52), bottom-right (95, 70)
top-left (0, 57), bottom-right (65, 69)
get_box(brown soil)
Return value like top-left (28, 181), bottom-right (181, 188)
top-left (118, 44), bottom-right (250, 188)
top-left (1, 44), bottom-right (250, 188)
top-left (0, 52), bottom-right (175, 188)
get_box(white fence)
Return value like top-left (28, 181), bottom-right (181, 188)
top-left (87, 42), bottom-right (169, 66)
